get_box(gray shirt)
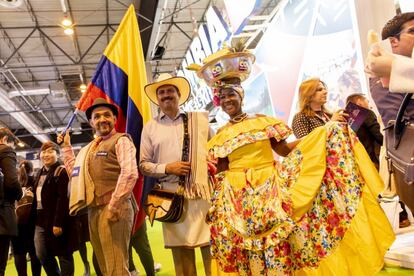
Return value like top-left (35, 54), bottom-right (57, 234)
top-left (369, 77), bottom-right (414, 125)
top-left (139, 110), bottom-right (186, 185)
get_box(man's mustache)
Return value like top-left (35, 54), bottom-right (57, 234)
top-left (161, 96), bottom-right (174, 102)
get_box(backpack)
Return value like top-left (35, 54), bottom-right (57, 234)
top-left (384, 93), bottom-right (414, 211)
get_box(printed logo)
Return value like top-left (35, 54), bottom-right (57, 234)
top-left (72, 166), bottom-right (80, 177)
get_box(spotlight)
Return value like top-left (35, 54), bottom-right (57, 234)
top-left (17, 141), bottom-right (25, 148)
top-left (64, 27), bottom-right (74, 35)
top-left (61, 17), bottom-right (72, 27)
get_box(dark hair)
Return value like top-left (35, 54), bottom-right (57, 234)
top-left (382, 12), bottom-right (414, 40)
top-left (40, 141), bottom-right (60, 154)
top-left (346, 93), bottom-right (366, 104)
top-left (18, 160), bottom-right (33, 187)
top-left (0, 127), bottom-right (18, 145)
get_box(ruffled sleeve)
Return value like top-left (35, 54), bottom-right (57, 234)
top-left (207, 116), bottom-right (292, 160)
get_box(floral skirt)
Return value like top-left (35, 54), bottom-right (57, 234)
top-left (208, 123), bottom-right (395, 275)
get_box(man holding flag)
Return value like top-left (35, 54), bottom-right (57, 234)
top-left (57, 4), bottom-right (153, 275)
top-left (58, 98), bottom-right (138, 275)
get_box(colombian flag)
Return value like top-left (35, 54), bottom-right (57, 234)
top-left (76, 5), bottom-right (151, 232)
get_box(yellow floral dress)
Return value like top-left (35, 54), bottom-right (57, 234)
top-left (207, 116), bottom-right (395, 275)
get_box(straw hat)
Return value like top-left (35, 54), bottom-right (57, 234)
top-left (186, 42), bottom-right (255, 88)
top-left (144, 73), bottom-right (191, 106)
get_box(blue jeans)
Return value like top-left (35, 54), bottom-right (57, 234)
top-left (34, 226), bottom-right (74, 276)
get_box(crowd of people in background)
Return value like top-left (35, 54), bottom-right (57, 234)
top-left (0, 11), bottom-right (412, 276)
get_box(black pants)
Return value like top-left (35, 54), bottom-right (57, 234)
top-left (11, 223), bottom-right (41, 276)
top-left (34, 226), bottom-right (74, 276)
top-left (0, 235), bottom-right (10, 276)
top-left (14, 253), bottom-right (41, 276)
top-left (129, 222), bottom-right (155, 276)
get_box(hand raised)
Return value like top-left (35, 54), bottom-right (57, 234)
top-left (57, 131), bottom-right (71, 147)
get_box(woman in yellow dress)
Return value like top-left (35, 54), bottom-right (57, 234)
top-left (206, 80), bottom-right (394, 275)
top-left (188, 45), bottom-right (395, 275)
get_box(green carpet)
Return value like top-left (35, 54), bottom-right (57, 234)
top-left (5, 221), bottom-right (414, 275)
top-left (5, 221), bottom-right (204, 276)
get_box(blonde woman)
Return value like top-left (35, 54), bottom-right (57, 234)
top-left (292, 78), bottom-right (347, 138)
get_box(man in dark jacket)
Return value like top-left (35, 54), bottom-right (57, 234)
top-left (0, 127), bottom-right (22, 276)
top-left (346, 93), bottom-right (384, 169)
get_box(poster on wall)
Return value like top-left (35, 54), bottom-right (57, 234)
top-left (242, 0), bottom-right (366, 125)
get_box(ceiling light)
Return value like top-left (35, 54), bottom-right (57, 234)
top-left (64, 27), bottom-right (74, 35)
top-left (17, 141), bottom-right (25, 148)
top-left (80, 83), bottom-right (87, 90)
top-left (61, 17), bottom-right (72, 27)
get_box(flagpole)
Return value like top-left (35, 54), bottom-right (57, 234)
top-left (60, 109), bottom-right (79, 135)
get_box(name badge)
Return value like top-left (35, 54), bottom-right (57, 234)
top-left (96, 151), bottom-right (108, 157)
top-left (72, 166), bottom-right (80, 177)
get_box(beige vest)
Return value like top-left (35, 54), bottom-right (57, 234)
top-left (88, 132), bottom-right (128, 197)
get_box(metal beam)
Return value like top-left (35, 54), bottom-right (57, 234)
top-left (172, 22), bottom-right (192, 40)
top-left (66, 0), bottom-right (87, 109)
top-left (37, 28), bottom-right (77, 64)
top-left (1, 28), bottom-right (37, 67)
top-left (106, 0), bottom-right (110, 44)
top-left (0, 105), bottom-right (75, 116)
top-left (115, 0), bottom-right (153, 24)
top-left (1, 62), bottom-right (98, 70)
top-left (160, 0), bottom-right (202, 21)
top-left (78, 27), bottom-right (108, 63)
top-left (0, 22), bottom-right (38, 86)
top-left (160, 20), bottom-right (206, 24)
top-left (0, 23), bottom-right (120, 30)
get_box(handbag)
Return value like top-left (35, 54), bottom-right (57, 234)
top-left (384, 93), bottom-right (414, 211)
top-left (16, 187), bottom-right (34, 224)
top-left (144, 113), bottom-right (190, 226)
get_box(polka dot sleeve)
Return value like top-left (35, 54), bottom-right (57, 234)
top-left (292, 113), bottom-right (310, 139)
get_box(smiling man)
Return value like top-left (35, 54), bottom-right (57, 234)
top-left (140, 74), bottom-right (211, 276)
top-left (57, 98), bottom-right (138, 276)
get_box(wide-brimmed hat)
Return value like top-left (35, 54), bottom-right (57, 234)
top-left (144, 73), bottom-right (190, 105)
top-left (85, 98), bottom-right (118, 120)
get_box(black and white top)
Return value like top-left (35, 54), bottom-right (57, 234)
top-left (292, 111), bottom-right (331, 139)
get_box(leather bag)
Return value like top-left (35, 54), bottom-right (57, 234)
top-left (144, 113), bottom-right (189, 226)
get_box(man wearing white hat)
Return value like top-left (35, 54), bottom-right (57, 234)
top-left (140, 74), bottom-right (211, 276)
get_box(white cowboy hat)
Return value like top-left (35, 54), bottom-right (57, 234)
top-left (144, 73), bottom-right (191, 106)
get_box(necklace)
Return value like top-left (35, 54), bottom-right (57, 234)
top-left (230, 112), bottom-right (247, 124)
